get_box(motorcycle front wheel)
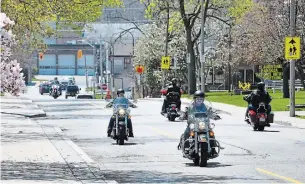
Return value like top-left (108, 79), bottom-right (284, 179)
top-left (199, 142), bottom-right (208, 167)
top-left (118, 127), bottom-right (125, 145)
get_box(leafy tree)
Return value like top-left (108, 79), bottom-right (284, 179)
top-left (226, 0), bottom-right (305, 97)
top-left (1, 0), bottom-right (123, 48)
top-left (140, 0), bottom-right (255, 94)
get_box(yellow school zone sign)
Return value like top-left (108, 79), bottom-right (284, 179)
top-left (161, 56), bottom-right (170, 70)
top-left (285, 37), bottom-right (300, 60)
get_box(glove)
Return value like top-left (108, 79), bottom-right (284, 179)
top-left (213, 115), bottom-right (221, 120)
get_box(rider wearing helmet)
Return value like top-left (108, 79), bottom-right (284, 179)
top-left (53, 77), bottom-right (60, 84)
top-left (244, 82), bottom-right (272, 125)
top-left (161, 78), bottom-right (182, 114)
top-left (179, 90), bottom-right (219, 156)
top-left (107, 89), bottom-right (134, 137)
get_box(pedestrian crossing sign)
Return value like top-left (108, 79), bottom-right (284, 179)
top-left (285, 37), bottom-right (301, 60)
top-left (161, 56), bottom-right (171, 70)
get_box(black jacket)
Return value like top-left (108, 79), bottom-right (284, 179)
top-left (245, 90), bottom-right (272, 106)
top-left (166, 85), bottom-right (181, 97)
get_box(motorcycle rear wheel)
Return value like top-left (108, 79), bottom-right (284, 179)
top-left (258, 125), bottom-right (265, 131)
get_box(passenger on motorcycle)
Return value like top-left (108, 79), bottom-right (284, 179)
top-left (180, 90), bottom-right (218, 156)
top-left (161, 78), bottom-right (182, 114)
top-left (244, 82), bottom-right (272, 126)
top-left (107, 89), bottom-right (134, 137)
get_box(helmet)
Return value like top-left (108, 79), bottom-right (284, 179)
top-left (193, 90), bottom-right (205, 99)
top-left (171, 78), bottom-right (177, 86)
top-left (257, 82), bottom-right (265, 92)
top-left (54, 77), bottom-right (58, 80)
top-left (117, 89), bottom-right (125, 95)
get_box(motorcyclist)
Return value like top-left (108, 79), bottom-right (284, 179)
top-left (107, 89), bottom-right (134, 137)
top-left (179, 90), bottom-right (220, 156)
top-left (50, 77), bottom-right (62, 95)
top-left (244, 82), bottom-right (272, 126)
top-left (161, 78), bottom-right (182, 114)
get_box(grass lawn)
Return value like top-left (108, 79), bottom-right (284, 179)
top-left (32, 77), bottom-right (47, 81)
top-left (0, 92), bottom-right (4, 96)
top-left (86, 87), bottom-right (99, 92)
top-left (182, 90), bottom-right (305, 111)
top-left (296, 115), bottom-right (305, 119)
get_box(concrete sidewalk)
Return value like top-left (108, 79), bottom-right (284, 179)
top-left (141, 98), bottom-right (305, 129)
top-left (0, 96), bottom-right (46, 118)
top-left (0, 95), bottom-right (117, 184)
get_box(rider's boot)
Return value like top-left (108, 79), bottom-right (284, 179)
top-left (107, 128), bottom-right (112, 137)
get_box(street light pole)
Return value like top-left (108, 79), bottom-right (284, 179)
top-left (200, 0), bottom-right (206, 92)
top-left (289, 0), bottom-right (296, 117)
top-left (163, 1), bottom-right (170, 89)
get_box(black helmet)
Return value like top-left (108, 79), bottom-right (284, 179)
top-left (193, 90), bottom-right (205, 98)
top-left (54, 77), bottom-right (58, 80)
top-left (171, 78), bottom-right (177, 86)
top-left (257, 82), bottom-right (265, 92)
top-left (117, 89), bottom-right (125, 95)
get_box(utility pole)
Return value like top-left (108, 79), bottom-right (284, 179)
top-left (200, 0), bottom-right (206, 92)
top-left (228, 25), bottom-right (232, 92)
top-left (162, 1), bottom-right (170, 89)
top-left (289, 0), bottom-right (296, 117)
top-left (85, 56), bottom-right (89, 89)
top-left (99, 39), bottom-right (103, 84)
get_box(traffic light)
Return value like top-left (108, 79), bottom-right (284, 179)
top-left (77, 50), bottom-right (83, 59)
top-left (39, 52), bottom-right (44, 60)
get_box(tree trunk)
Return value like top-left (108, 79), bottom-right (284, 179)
top-left (186, 29), bottom-right (196, 94)
top-left (296, 62), bottom-right (305, 90)
top-left (282, 63), bottom-right (290, 98)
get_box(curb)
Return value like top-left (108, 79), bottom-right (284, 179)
top-left (53, 126), bottom-right (118, 184)
top-left (1, 112), bottom-right (47, 118)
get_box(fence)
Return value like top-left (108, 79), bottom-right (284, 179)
top-left (265, 80), bottom-right (303, 93)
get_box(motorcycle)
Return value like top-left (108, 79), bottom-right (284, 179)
top-left (178, 100), bottom-right (222, 167)
top-left (110, 103), bottom-right (131, 145)
top-left (50, 85), bottom-right (61, 99)
top-left (163, 92), bottom-right (180, 121)
top-left (247, 102), bottom-right (274, 131)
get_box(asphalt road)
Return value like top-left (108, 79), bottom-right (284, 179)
top-left (27, 84), bottom-right (305, 183)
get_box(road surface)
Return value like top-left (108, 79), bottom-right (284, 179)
top-left (26, 84), bottom-right (305, 183)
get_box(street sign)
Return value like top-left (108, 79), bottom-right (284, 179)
top-left (161, 56), bottom-right (170, 70)
top-left (285, 37), bottom-right (301, 60)
top-left (135, 65), bottom-right (144, 74)
top-left (101, 84), bottom-right (107, 90)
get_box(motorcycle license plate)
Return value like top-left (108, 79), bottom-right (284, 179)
top-left (259, 117), bottom-right (265, 121)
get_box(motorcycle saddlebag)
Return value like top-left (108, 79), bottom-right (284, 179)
top-left (249, 114), bottom-right (258, 123)
top-left (268, 112), bottom-right (274, 123)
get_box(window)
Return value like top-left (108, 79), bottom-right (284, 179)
top-left (124, 58), bottom-right (131, 69)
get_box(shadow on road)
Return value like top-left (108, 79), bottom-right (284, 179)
top-left (0, 161), bottom-right (106, 182)
top-left (111, 142), bottom-right (139, 146)
top-left (260, 130), bottom-right (280, 133)
top-left (99, 169), bottom-right (271, 183)
top-left (185, 162), bottom-right (232, 168)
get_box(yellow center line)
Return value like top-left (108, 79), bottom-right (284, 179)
top-left (147, 126), bottom-right (178, 139)
top-left (256, 168), bottom-right (303, 184)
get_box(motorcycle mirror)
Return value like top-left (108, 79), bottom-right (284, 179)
top-left (79, 88), bottom-right (81, 90)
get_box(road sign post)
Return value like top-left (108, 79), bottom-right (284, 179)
top-left (286, 0), bottom-right (298, 117)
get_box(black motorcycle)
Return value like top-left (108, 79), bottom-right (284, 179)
top-left (164, 92), bottom-right (180, 121)
top-left (178, 100), bottom-right (223, 167)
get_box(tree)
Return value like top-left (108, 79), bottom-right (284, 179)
top-left (133, 23), bottom-right (187, 95)
top-left (227, 0), bottom-right (305, 97)
top-left (140, 0), bottom-right (255, 94)
top-left (1, 0), bottom-right (123, 48)
top-left (0, 13), bottom-right (26, 96)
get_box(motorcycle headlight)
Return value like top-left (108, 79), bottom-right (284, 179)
top-left (189, 123), bottom-right (195, 130)
top-left (198, 122), bottom-right (205, 130)
top-left (119, 109), bottom-right (125, 116)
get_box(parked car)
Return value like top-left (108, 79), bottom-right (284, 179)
top-left (65, 85), bottom-right (80, 99)
top-left (76, 94), bottom-right (93, 99)
top-left (39, 83), bottom-right (50, 95)
top-left (60, 80), bottom-right (69, 90)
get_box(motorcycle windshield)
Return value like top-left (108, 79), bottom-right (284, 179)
top-left (188, 100), bottom-right (213, 120)
top-left (113, 97), bottom-right (129, 110)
